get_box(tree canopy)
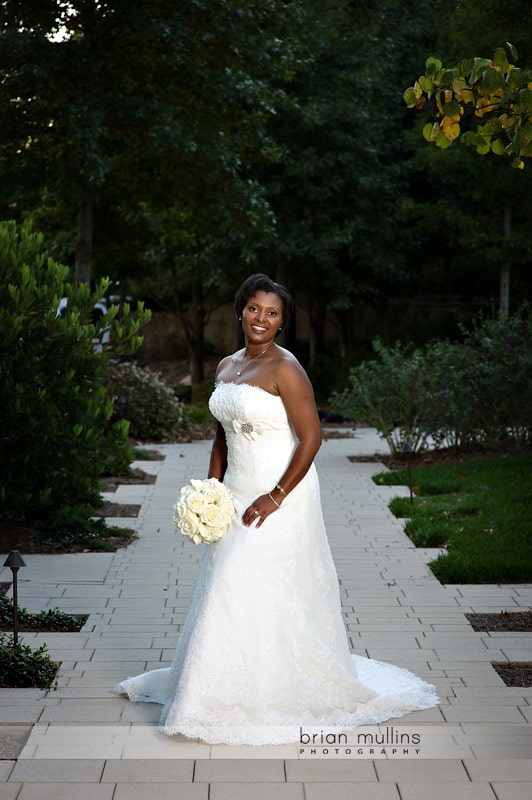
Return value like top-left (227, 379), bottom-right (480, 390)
top-left (1, 0), bottom-right (531, 381)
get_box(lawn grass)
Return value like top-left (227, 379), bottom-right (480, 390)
top-left (373, 453), bottom-right (532, 584)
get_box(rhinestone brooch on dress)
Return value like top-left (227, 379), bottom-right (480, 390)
top-left (240, 422), bottom-right (254, 435)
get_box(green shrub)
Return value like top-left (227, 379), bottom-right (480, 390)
top-left (332, 308), bottom-right (532, 454)
top-left (0, 634), bottom-right (59, 689)
top-left (181, 403), bottom-right (213, 426)
top-left (106, 360), bottom-right (185, 441)
top-left (459, 311), bottom-right (532, 449)
top-left (423, 311), bottom-right (532, 451)
top-left (190, 380), bottom-right (215, 405)
top-left (0, 220), bottom-right (150, 520)
top-left (331, 339), bottom-right (430, 453)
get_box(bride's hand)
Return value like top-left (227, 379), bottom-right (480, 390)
top-left (242, 493), bottom-right (280, 528)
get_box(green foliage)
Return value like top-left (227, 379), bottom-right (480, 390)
top-left (377, 454), bottom-right (532, 583)
top-left (332, 309), bottom-right (532, 454)
top-left (190, 381), bottom-right (216, 406)
top-left (181, 403), bottom-right (213, 427)
top-left (37, 509), bottom-right (134, 552)
top-left (0, 0), bottom-right (306, 287)
top-left (0, 596), bottom-right (85, 632)
top-left (132, 447), bottom-right (159, 461)
top-left (3, 0), bottom-right (532, 380)
top-left (305, 354), bottom-right (353, 405)
top-left (405, 43), bottom-right (532, 167)
top-left (0, 634), bottom-right (59, 689)
top-left (331, 338), bottom-right (431, 453)
top-left (106, 360), bottom-right (185, 442)
top-left (0, 220), bottom-right (150, 520)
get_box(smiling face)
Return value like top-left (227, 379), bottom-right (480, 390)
top-left (241, 291), bottom-right (284, 344)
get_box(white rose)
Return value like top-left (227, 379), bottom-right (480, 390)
top-left (186, 491), bottom-right (206, 514)
top-left (178, 509), bottom-right (199, 536)
top-left (219, 498), bottom-right (234, 517)
top-left (201, 504), bottom-right (220, 525)
top-left (173, 500), bottom-right (188, 519)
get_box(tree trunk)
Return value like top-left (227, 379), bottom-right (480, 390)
top-left (307, 292), bottom-right (327, 366)
top-left (75, 184), bottom-right (92, 286)
top-left (333, 308), bottom-right (351, 360)
top-left (500, 205), bottom-right (511, 319)
top-left (172, 271), bottom-right (205, 384)
top-left (275, 260), bottom-right (297, 351)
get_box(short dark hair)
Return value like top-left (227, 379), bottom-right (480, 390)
top-left (234, 273), bottom-right (293, 331)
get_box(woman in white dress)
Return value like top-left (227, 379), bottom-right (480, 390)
top-left (116, 273), bottom-right (438, 745)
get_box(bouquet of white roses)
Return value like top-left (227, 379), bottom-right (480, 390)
top-left (172, 477), bottom-right (235, 544)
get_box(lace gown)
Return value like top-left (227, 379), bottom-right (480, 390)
top-left (115, 381), bottom-right (438, 745)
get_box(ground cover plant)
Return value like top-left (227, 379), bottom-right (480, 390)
top-left (374, 454), bottom-right (532, 583)
top-left (0, 596), bottom-right (86, 632)
top-left (0, 634), bottom-right (58, 689)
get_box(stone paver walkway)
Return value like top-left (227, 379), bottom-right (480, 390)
top-left (0, 429), bottom-right (530, 799)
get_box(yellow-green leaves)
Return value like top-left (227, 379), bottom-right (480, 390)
top-left (404, 43), bottom-right (532, 167)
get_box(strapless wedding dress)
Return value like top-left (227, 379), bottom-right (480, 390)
top-left (115, 381), bottom-right (438, 744)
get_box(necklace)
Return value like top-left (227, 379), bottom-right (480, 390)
top-left (235, 342), bottom-right (274, 376)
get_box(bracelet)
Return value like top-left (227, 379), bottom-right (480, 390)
top-left (276, 483), bottom-right (286, 496)
top-left (268, 492), bottom-right (281, 508)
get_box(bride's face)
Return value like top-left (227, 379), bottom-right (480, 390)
top-left (241, 291), bottom-right (283, 343)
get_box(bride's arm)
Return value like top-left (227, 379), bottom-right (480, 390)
top-left (208, 358), bottom-right (230, 481)
top-left (208, 422), bottom-right (228, 481)
top-left (274, 359), bottom-right (322, 493)
top-left (242, 358), bottom-right (321, 528)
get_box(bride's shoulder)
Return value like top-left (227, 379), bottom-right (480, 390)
top-left (274, 346), bottom-right (302, 367)
top-left (274, 347), bottom-right (312, 387)
top-left (215, 350), bottom-right (243, 381)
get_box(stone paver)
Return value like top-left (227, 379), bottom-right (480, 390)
top-left (0, 429), bottom-right (530, 796)
top-left (209, 785), bottom-right (305, 800)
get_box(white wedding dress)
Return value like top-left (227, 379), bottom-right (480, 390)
top-left (115, 382), bottom-right (438, 745)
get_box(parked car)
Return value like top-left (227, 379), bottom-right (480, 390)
top-left (56, 297), bottom-right (111, 351)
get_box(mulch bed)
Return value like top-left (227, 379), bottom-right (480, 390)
top-left (99, 467), bottom-right (156, 493)
top-left (466, 611), bottom-right (532, 632)
top-left (0, 518), bottom-right (137, 554)
top-left (175, 422), bottom-right (218, 442)
top-left (492, 662), bottom-right (532, 687)
top-left (0, 614), bottom-right (88, 633)
top-left (466, 612), bottom-right (532, 687)
top-left (349, 447), bottom-right (513, 471)
top-left (133, 448), bottom-right (165, 460)
top-left (92, 502), bottom-right (141, 518)
top-left (0, 465), bottom-right (152, 554)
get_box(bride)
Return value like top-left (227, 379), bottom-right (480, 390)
top-left (115, 273), bottom-right (438, 745)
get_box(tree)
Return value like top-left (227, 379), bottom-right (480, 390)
top-left (0, 0), bottom-right (302, 286)
top-left (404, 40), bottom-right (532, 316)
top-left (404, 44), bottom-right (532, 169)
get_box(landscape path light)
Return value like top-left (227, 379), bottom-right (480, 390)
top-left (3, 550), bottom-right (26, 645)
